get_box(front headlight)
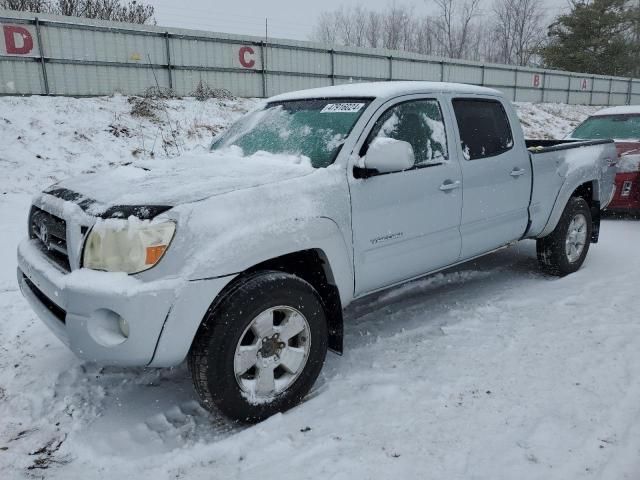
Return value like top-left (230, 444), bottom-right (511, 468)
top-left (83, 218), bottom-right (176, 274)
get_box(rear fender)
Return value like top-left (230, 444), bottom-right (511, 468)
top-left (538, 179), bottom-right (600, 239)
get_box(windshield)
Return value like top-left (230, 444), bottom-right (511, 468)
top-left (211, 98), bottom-right (371, 168)
top-left (571, 114), bottom-right (640, 141)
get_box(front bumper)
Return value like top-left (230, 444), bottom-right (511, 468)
top-left (18, 238), bottom-right (234, 367)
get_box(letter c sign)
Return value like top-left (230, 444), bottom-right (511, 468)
top-left (239, 46), bottom-right (256, 68)
top-left (3, 25), bottom-right (34, 55)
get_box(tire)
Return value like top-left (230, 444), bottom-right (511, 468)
top-left (188, 271), bottom-right (328, 423)
top-left (536, 196), bottom-right (592, 277)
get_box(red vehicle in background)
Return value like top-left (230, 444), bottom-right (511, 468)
top-left (569, 106), bottom-right (640, 215)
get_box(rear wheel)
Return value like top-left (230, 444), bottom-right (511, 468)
top-left (537, 196), bottom-right (592, 277)
top-left (188, 271), bottom-right (328, 423)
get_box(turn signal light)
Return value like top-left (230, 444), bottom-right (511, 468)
top-left (146, 245), bottom-right (167, 265)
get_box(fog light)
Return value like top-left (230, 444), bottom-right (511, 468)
top-left (118, 317), bottom-right (130, 338)
top-left (87, 309), bottom-right (128, 347)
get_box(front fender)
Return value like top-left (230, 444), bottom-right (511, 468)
top-left (188, 216), bottom-right (354, 307)
top-left (149, 216), bottom-right (354, 367)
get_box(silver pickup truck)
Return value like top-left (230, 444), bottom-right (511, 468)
top-left (17, 82), bottom-right (617, 422)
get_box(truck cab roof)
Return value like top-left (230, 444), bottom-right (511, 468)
top-left (268, 81), bottom-right (502, 103)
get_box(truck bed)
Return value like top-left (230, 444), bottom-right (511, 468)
top-left (524, 138), bottom-right (617, 239)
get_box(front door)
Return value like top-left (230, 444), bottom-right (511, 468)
top-left (349, 97), bottom-right (463, 296)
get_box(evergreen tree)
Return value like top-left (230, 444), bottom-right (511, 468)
top-left (541, 0), bottom-right (638, 76)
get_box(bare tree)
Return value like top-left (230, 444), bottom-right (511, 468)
top-left (413, 16), bottom-right (435, 55)
top-left (310, 1), bottom-right (486, 60)
top-left (350, 5), bottom-right (369, 47)
top-left (0, 0), bottom-right (51, 12)
top-left (493, 0), bottom-right (546, 65)
top-left (1, 0), bottom-right (155, 24)
top-left (311, 11), bottom-right (339, 45)
top-left (476, 22), bottom-right (504, 63)
top-left (382, 3), bottom-right (414, 50)
top-left (334, 7), bottom-right (356, 46)
top-left (56, 1), bottom-right (154, 24)
top-left (432, 0), bottom-right (482, 59)
top-left (311, 6), bottom-right (369, 47)
top-left (365, 10), bottom-right (382, 48)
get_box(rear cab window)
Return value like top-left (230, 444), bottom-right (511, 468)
top-left (452, 98), bottom-right (514, 160)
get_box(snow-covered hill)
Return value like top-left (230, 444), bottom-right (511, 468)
top-left (516, 102), bottom-right (600, 139)
top-left (2, 96), bottom-right (639, 480)
top-left (0, 95), bottom-right (258, 195)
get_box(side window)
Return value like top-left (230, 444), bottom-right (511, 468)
top-left (367, 99), bottom-right (448, 166)
top-left (452, 99), bottom-right (514, 160)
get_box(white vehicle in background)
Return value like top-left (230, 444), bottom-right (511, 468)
top-left (18, 82), bottom-right (617, 422)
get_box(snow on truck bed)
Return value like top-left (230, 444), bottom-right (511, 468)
top-left (2, 96), bottom-right (640, 479)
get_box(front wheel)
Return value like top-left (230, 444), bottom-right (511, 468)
top-left (536, 196), bottom-right (592, 277)
top-left (188, 271), bottom-right (328, 423)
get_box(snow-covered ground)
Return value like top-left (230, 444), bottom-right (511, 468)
top-left (2, 96), bottom-right (639, 479)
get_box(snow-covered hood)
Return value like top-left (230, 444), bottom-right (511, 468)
top-left (43, 148), bottom-right (315, 217)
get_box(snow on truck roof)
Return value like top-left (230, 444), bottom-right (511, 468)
top-left (268, 81), bottom-right (501, 102)
top-left (593, 105), bottom-right (640, 116)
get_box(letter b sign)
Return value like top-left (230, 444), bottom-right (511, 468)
top-left (532, 74), bottom-right (541, 88)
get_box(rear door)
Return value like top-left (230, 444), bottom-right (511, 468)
top-left (450, 97), bottom-right (530, 258)
top-left (349, 96), bottom-right (463, 296)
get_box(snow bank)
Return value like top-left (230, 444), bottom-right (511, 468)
top-left (515, 102), bottom-right (600, 140)
top-left (0, 95), bottom-right (258, 195)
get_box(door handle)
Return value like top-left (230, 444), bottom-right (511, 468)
top-left (439, 180), bottom-right (461, 191)
top-left (510, 168), bottom-right (526, 177)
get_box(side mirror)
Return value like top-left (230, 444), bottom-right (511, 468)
top-left (362, 137), bottom-right (415, 175)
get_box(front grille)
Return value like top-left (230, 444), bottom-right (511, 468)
top-left (22, 274), bottom-right (66, 324)
top-left (29, 206), bottom-right (71, 271)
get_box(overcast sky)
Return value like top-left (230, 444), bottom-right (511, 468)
top-left (146, 0), bottom-right (570, 41)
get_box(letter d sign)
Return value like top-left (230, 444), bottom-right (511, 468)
top-left (3, 25), bottom-right (34, 55)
